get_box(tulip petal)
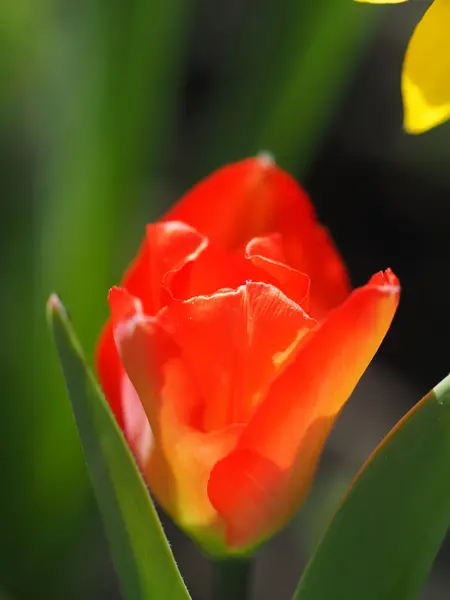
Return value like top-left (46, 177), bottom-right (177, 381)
top-left (96, 322), bottom-right (152, 470)
top-left (402, 0), bottom-right (450, 133)
top-left (116, 220), bottom-right (208, 315)
top-left (167, 242), bottom-right (245, 302)
top-left (109, 286), bottom-right (244, 547)
top-left (96, 221), bottom-right (207, 431)
top-left (108, 287), bottom-right (197, 429)
top-left (159, 282), bottom-right (316, 433)
top-left (120, 372), bottom-right (153, 469)
top-left (354, 0), bottom-right (408, 3)
top-left (163, 156), bottom-right (313, 250)
top-left (207, 448), bottom-right (285, 551)
top-left (144, 221), bottom-right (208, 313)
top-left (96, 322), bottom-right (126, 428)
top-left (289, 225), bottom-right (350, 320)
top-left (170, 233), bottom-right (311, 309)
top-left (245, 234), bottom-right (310, 309)
top-left (208, 270), bottom-right (400, 548)
top-left (163, 157), bottom-right (350, 317)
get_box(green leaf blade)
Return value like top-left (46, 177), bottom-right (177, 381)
top-left (47, 294), bottom-right (191, 600)
top-left (294, 374), bottom-right (450, 600)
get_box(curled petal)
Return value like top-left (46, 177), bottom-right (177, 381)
top-left (159, 282), bottom-right (317, 432)
top-left (96, 222), bottom-right (207, 428)
top-left (402, 0), bottom-right (450, 133)
top-left (112, 220), bottom-right (208, 315)
top-left (144, 221), bottom-right (208, 313)
top-left (167, 243), bottom-right (245, 302)
top-left (170, 233), bottom-right (310, 307)
top-left (208, 270), bottom-right (400, 548)
top-left (168, 232), bottom-right (311, 310)
top-left (163, 157), bottom-right (350, 317)
top-left (245, 234), bottom-right (310, 309)
top-left (285, 224), bottom-right (350, 320)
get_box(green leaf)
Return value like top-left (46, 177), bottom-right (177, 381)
top-left (294, 374), bottom-right (450, 600)
top-left (47, 294), bottom-right (191, 600)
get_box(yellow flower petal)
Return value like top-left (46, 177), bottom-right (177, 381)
top-left (354, 0), bottom-right (408, 4)
top-left (403, 0), bottom-right (450, 133)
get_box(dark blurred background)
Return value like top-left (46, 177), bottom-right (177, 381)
top-left (1, 0), bottom-right (449, 598)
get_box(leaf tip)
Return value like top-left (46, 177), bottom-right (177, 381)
top-left (47, 293), bottom-right (64, 315)
top-left (433, 373), bottom-right (450, 406)
top-left (46, 293), bottom-right (71, 335)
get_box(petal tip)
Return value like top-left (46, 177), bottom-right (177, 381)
top-left (107, 285), bottom-right (123, 303)
top-left (403, 114), bottom-right (449, 136)
top-left (369, 269), bottom-right (400, 293)
top-left (108, 287), bottom-right (143, 325)
top-left (383, 268), bottom-right (400, 287)
top-left (256, 151), bottom-right (276, 169)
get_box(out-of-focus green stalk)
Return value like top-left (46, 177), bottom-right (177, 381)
top-left (212, 559), bottom-right (253, 600)
top-left (1, 0), bottom-right (189, 596)
top-left (0, 0), bottom-right (56, 593)
top-left (0, 1), bottom-right (49, 121)
top-left (194, 0), bottom-right (381, 178)
top-left (255, 2), bottom-right (381, 173)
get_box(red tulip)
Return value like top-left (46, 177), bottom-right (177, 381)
top-left (96, 156), bottom-right (400, 555)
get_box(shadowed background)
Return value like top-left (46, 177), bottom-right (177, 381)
top-left (1, 0), bottom-right (449, 598)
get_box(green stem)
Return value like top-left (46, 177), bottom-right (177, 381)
top-left (212, 558), bottom-right (253, 600)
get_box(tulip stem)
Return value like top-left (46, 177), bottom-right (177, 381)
top-left (211, 557), bottom-right (252, 600)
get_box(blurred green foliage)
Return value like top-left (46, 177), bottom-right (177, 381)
top-left (193, 0), bottom-right (378, 176)
top-left (0, 0), bottom-right (379, 597)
